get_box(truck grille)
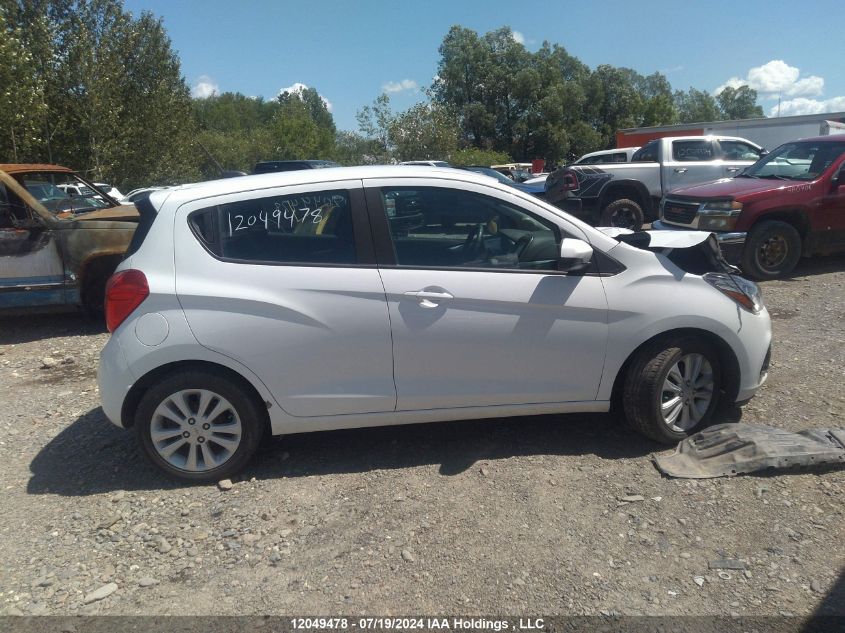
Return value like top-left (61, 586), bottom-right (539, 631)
top-left (663, 200), bottom-right (699, 225)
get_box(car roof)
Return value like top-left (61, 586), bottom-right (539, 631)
top-left (0, 163), bottom-right (75, 174)
top-left (781, 134), bottom-right (845, 143)
top-left (148, 165), bottom-right (619, 251)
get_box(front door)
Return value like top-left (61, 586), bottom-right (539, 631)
top-left (0, 181), bottom-right (66, 309)
top-left (814, 154), bottom-right (845, 250)
top-left (366, 179), bottom-right (609, 411)
top-left (174, 181), bottom-right (396, 417)
top-left (717, 139), bottom-right (763, 179)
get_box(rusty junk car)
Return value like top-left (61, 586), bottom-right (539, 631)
top-left (0, 164), bottom-right (138, 315)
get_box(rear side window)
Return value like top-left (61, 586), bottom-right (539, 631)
top-left (190, 189), bottom-right (356, 265)
top-left (672, 140), bottom-right (715, 162)
top-left (632, 140), bottom-right (658, 162)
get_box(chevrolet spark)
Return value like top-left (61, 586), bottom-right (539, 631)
top-left (98, 166), bottom-right (772, 481)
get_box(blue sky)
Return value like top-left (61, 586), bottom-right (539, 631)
top-left (124, 0), bottom-right (845, 131)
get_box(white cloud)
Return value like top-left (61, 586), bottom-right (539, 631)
top-left (511, 30), bottom-right (525, 44)
top-left (382, 79), bottom-right (419, 94)
top-left (278, 82), bottom-right (333, 112)
top-left (191, 75), bottom-right (219, 99)
top-left (770, 96), bottom-right (845, 117)
top-left (716, 60), bottom-right (824, 98)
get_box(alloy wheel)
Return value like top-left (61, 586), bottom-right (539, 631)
top-left (660, 353), bottom-right (714, 432)
top-left (149, 389), bottom-right (243, 472)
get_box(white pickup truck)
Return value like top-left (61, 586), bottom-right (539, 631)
top-left (545, 135), bottom-right (764, 229)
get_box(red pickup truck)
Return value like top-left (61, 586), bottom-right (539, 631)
top-left (652, 135), bottom-right (845, 279)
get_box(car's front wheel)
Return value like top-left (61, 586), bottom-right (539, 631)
top-left (740, 220), bottom-right (802, 280)
top-left (135, 369), bottom-right (265, 481)
top-left (623, 336), bottom-right (722, 444)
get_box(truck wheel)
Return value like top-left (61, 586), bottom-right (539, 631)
top-left (741, 220), bottom-right (801, 280)
top-left (600, 199), bottom-right (644, 230)
top-left (623, 335), bottom-right (722, 444)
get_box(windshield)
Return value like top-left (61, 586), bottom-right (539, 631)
top-left (742, 141), bottom-right (845, 181)
top-left (20, 172), bottom-right (114, 214)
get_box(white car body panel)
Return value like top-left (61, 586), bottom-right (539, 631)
top-left (171, 180), bottom-right (396, 418)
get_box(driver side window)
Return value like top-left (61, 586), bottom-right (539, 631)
top-left (380, 186), bottom-right (560, 270)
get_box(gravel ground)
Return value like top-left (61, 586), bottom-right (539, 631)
top-left (0, 256), bottom-right (843, 617)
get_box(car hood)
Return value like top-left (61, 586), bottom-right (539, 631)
top-left (667, 177), bottom-right (790, 199)
top-left (72, 205), bottom-right (139, 222)
top-left (598, 227), bottom-right (736, 275)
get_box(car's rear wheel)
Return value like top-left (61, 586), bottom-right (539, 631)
top-left (600, 198), bottom-right (644, 231)
top-left (135, 369), bottom-right (264, 481)
top-left (623, 336), bottom-right (722, 444)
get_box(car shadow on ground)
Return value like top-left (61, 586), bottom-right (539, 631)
top-left (0, 312), bottom-right (105, 345)
top-left (28, 406), bottom-right (669, 496)
top-left (778, 253), bottom-right (845, 280)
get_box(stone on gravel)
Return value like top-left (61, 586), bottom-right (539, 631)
top-left (709, 559), bottom-right (746, 570)
top-left (41, 357), bottom-right (58, 369)
top-left (138, 577), bottom-right (158, 588)
top-left (619, 495), bottom-right (645, 502)
top-left (810, 579), bottom-right (823, 593)
top-left (218, 479), bottom-right (234, 491)
top-left (693, 576), bottom-right (705, 587)
top-left (83, 582), bottom-right (118, 604)
top-left (401, 549), bottom-right (415, 562)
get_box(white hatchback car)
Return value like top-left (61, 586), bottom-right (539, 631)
top-left (98, 166), bottom-right (772, 481)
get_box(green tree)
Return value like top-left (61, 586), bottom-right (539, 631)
top-left (268, 90), bottom-right (335, 160)
top-left (448, 147), bottom-right (511, 166)
top-left (0, 0), bottom-right (198, 188)
top-left (674, 88), bottom-right (722, 123)
top-left (356, 93), bottom-right (396, 161)
top-left (0, 12), bottom-right (46, 160)
top-left (389, 99), bottom-right (459, 161)
top-left (717, 85), bottom-right (764, 120)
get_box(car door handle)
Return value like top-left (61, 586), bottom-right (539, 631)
top-left (403, 290), bottom-right (454, 308)
top-left (674, 168), bottom-right (687, 174)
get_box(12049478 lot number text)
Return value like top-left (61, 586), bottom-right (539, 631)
top-left (291, 618), bottom-right (521, 630)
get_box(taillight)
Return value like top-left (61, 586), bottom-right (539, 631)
top-left (560, 170), bottom-right (579, 190)
top-left (105, 269), bottom-right (149, 333)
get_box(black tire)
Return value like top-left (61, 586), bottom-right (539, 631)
top-left (135, 369), bottom-right (265, 482)
top-left (623, 336), bottom-right (722, 444)
top-left (600, 198), bottom-right (644, 230)
top-left (740, 220), bottom-right (802, 280)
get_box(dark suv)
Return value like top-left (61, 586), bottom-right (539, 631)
top-left (252, 160), bottom-right (340, 174)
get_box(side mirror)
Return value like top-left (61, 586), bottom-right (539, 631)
top-left (558, 238), bottom-right (593, 272)
top-left (833, 169), bottom-right (845, 188)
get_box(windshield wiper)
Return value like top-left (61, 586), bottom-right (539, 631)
top-left (734, 173), bottom-right (756, 178)
top-left (758, 174), bottom-right (790, 180)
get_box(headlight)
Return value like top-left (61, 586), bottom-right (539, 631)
top-left (698, 200), bottom-right (742, 231)
top-left (704, 272), bottom-right (764, 313)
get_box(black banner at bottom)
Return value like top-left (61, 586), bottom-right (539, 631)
top-left (0, 616), bottom-right (843, 633)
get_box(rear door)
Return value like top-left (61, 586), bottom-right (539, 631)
top-left (662, 139), bottom-right (722, 193)
top-left (0, 179), bottom-right (67, 309)
top-left (174, 180), bottom-right (397, 417)
top-left (365, 178), bottom-right (609, 411)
